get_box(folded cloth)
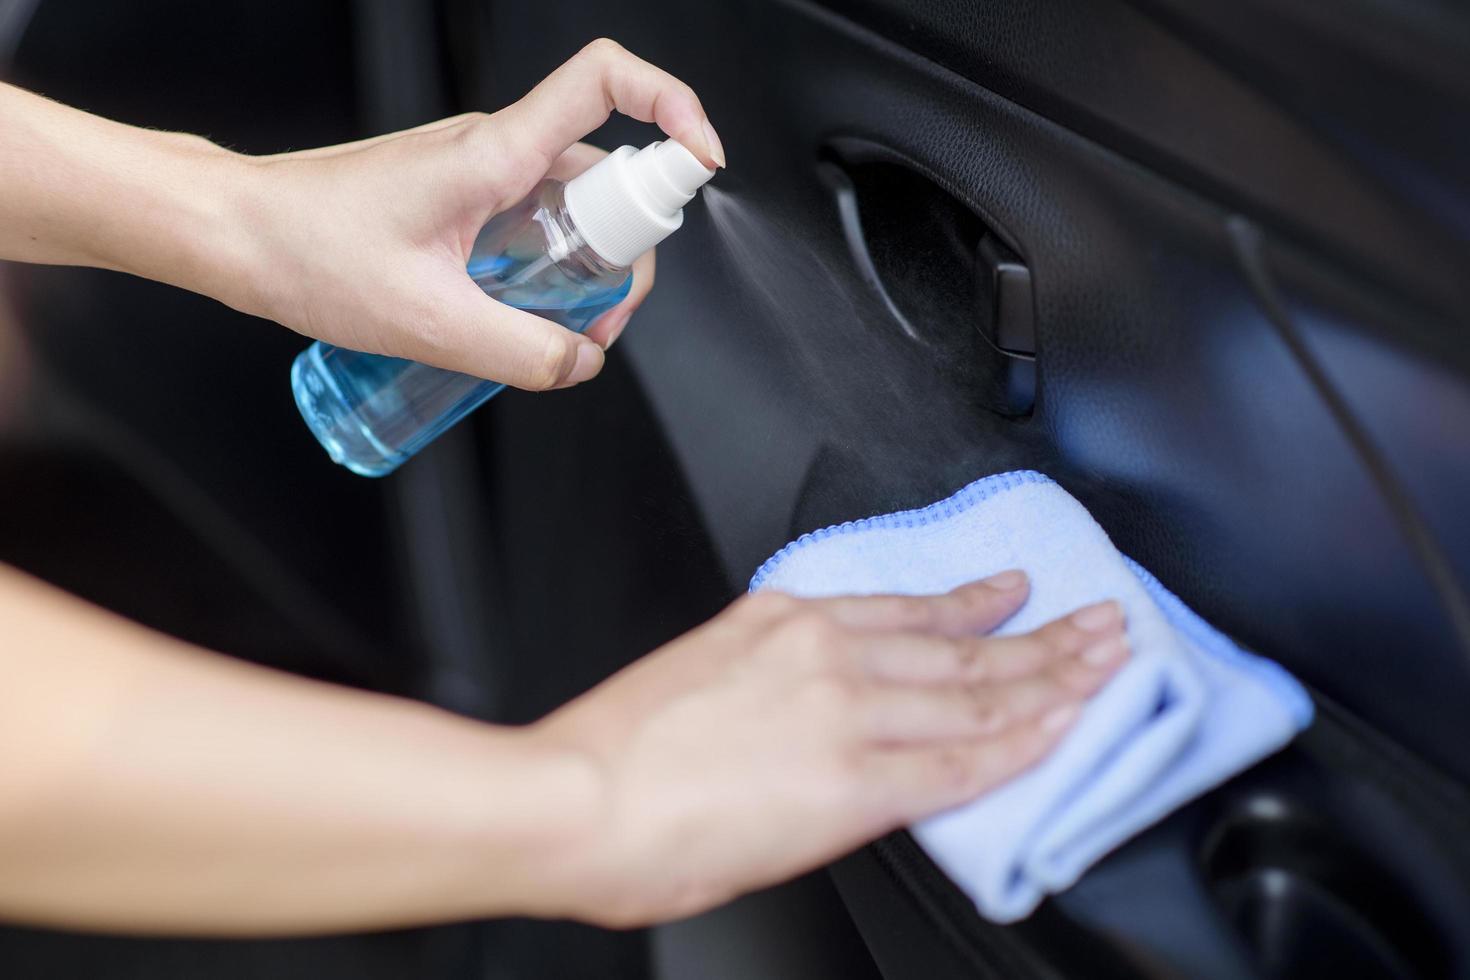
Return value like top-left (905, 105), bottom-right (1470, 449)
top-left (749, 470), bottom-right (1312, 922)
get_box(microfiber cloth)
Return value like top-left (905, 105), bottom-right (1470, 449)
top-left (749, 470), bottom-right (1313, 922)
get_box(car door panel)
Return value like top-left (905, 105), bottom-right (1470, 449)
top-left (464, 1), bottom-right (1470, 977)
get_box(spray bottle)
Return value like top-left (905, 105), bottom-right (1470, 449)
top-left (291, 138), bottom-right (717, 477)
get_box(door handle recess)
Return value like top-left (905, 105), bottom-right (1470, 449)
top-left (818, 141), bottom-right (1036, 416)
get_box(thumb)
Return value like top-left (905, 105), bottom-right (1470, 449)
top-left (410, 273), bottom-right (605, 391)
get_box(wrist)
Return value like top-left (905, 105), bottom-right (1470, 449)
top-left (463, 725), bottom-right (608, 921)
top-left (155, 144), bottom-right (274, 318)
top-left (0, 85), bottom-right (267, 307)
top-left (80, 129), bottom-right (268, 315)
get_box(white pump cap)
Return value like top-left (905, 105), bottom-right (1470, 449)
top-left (563, 139), bottom-right (716, 268)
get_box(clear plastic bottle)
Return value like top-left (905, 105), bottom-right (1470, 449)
top-left (291, 139), bottom-right (715, 477)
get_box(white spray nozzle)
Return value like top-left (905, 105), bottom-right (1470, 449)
top-left (563, 138), bottom-right (717, 268)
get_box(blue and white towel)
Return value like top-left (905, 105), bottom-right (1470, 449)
top-left (750, 470), bottom-right (1312, 922)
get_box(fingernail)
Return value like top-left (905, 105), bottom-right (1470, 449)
top-left (983, 569), bottom-right (1027, 592)
top-left (1041, 703), bottom-right (1081, 733)
top-left (1072, 600), bottom-right (1123, 632)
top-left (566, 341), bottom-right (603, 386)
top-left (603, 309), bottom-right (631, 349)
top-left (702, 118), bottom-right (727, 169)
top-left (1082, 635), bottom-right (1130, 667)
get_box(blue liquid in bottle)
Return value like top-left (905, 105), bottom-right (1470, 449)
top-left (291, 179), bottom-right (631, 477)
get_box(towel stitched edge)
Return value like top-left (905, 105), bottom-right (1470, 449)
top-left (748, 470), bottom-right (1314, 727)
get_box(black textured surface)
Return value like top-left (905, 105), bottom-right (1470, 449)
top-left (477, 352), bottom-right (730, 726)
top-left (653, 871), bottom-right (884, 980)
top-left (817, 0), bottom-right (1470, 317)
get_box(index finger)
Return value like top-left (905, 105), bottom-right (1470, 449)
top-left (814, 572), bottom-right (1031, 637)
top-left (491, 38), bottom-right (724, 172)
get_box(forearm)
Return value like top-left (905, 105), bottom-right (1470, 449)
top-left (0, 82), bottom-right (251, 305)
top-left (0, 564), bottom-right (596, 935)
